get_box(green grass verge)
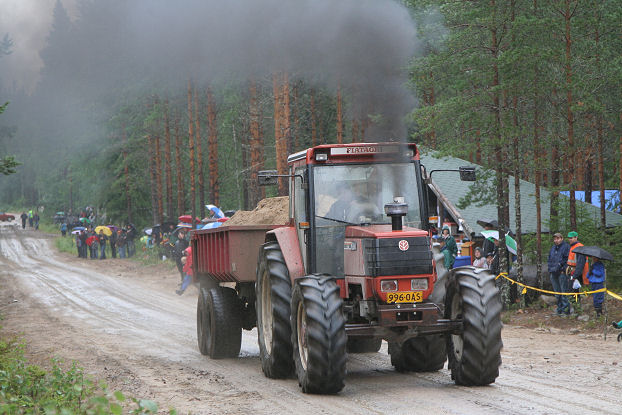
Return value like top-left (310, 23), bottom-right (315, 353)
top-left (0, 331), bottom-right (175, 414)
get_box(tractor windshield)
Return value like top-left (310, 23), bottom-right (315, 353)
top-left (312, 162), bottom-right (422, 277)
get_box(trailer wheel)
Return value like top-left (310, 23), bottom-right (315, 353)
top-left (445, 268), bottom-right (503, 386)
top-left (196, 286), bottom-right (242, 359)
top-left (256, 242), bottom-right (293, 378)
top-left (388, 335), bottom-right (446, 372)
top-left (291, 275), bottom-right (346, 394)
top-left (346, 337), bottom-right (382, 353)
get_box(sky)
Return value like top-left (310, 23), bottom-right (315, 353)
top-left (0, 0), bottom-right (77, 92)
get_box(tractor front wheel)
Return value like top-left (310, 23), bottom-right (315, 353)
top-left (445, 268), bottom-right (503, 385)
top-left (291, 275), bottom-right (346, 394)
top-left (256, 242), bottom-right (293, 378)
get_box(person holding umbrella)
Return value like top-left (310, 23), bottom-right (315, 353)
top-left (587, 257), bottom-right (606, 317)
top-left (572, 244), bottom-right (614, 318)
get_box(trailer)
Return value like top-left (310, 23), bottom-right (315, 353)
top-left (191, 142), bottom-right (502, 394)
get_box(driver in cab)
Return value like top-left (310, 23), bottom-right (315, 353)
top-left (326, 180), bottom-right (379, 223)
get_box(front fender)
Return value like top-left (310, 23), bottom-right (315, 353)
top-left (267, 226), bottom-right (305, 282)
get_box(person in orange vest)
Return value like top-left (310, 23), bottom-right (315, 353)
top-left (566, 231), bottom-right (588, 297)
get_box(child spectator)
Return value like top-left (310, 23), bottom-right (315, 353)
top-left (472, 247), bottom-right (486, 268)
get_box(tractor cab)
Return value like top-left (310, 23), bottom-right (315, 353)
top-left (284, 143), bottom-right (428, 278)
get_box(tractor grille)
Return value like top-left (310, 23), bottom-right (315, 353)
top-left (363, 237), bottom-right (433, 277)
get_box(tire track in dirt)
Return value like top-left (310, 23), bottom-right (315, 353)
top-left (2, 223), bottom-right (622, 414)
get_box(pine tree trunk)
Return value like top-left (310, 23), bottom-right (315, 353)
top-left (351, 120), bottom-right (359, 143)
top-left (194, 89), bottom-right (205, 219)
top-left (336, 85), bottom-right (343, 144)
top-left (550, 145), bottom-right (560, 226)
top-left (155, 130), bottom-right (163, 225)
top-left (174, 112), bottom-right (185, 216)
top-left (207, 88), bottom-right (219, 206)
top-left (428, 77), bottom-right (437, 149)
top-left (249, 80), bottom-right (265, 208)
top-left (282, 73), bottom-right (292, 162)
top-left (598, 116), bottom-right (606, 227)
top-left (154, 98), bottom-right (163, 225)
top-left (619, 113), bottom-right (622, 215)
top-left (122, 125), bottom-right (132, 222)
top-left (148, 134), bottom-right (158, 226)
top-left (292, 81), bottom-right (299, 151)
top-left (491, 0), bottom-right (509, 308)
top-left (512, 95), bottom-right (524, 308)
top-left (534, 70), bottom-right (543, 288)
top-left (187, 80), bottom-right (197, 229)
top-left (272, 73), bottom-right (288, 196)
top-left (310, 90), bottom-right (318, 147)
top-left (564, 0), bottom-right (577, 229)
top-left (164, 99), bottom-right (173, 221)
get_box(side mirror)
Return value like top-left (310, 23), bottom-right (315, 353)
top-left (459, 166), bottom-right (476, 181)
top-left (258, 170), bottom-right (278, 186)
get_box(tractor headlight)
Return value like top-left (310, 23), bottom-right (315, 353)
top-left (380, 280), bottom-right (398, 292)
top-left (411, 278), bottom-right (428, 290)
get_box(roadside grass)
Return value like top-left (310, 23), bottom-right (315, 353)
top-left (0, 330), bottom-right (174, 414)
top-left (2, 219), bottom-right (178, 413)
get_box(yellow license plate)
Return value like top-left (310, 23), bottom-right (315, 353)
top-left (386, 291), bottom-right (423, 303)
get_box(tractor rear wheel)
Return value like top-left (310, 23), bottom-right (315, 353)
top-left (196, 286), bottom-right (242, 358)
top-left (291, 275), bottom-right (346, 394)
top-left (388, 335), bottom-right (446, 372)
top-left (445, 268), bottom-right (503, 385)
top-left (346, 337), bottom-right (382, 353)
top-left (256, 242), bottom-right (293, 378)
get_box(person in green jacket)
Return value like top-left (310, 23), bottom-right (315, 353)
top-left (439, 225), bottom-right (458, 269)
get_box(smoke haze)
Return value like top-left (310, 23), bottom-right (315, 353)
top-left (4, 0), bottom-right (418, 137)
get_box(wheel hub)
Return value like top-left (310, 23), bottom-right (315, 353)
top-left (296, 302), bottom-right (308, 370)
top-left (450, 293), bottom-right (464, 361)
top-left (261, 270), bottom-right (273, 354)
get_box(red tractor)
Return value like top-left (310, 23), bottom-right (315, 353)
top-left (192, 142), bottom-right (502, 394)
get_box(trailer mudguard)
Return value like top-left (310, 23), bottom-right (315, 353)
top-left (267, 226), bottom-right (305, 281)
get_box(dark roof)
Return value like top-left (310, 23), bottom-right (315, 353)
top-left (420, 151), bottom-right (622, 236)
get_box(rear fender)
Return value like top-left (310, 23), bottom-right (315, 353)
top-left (267, 227), bottom-right (305, 282)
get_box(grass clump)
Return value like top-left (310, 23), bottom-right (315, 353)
top-left (0, 333), bottom-right (174, 414)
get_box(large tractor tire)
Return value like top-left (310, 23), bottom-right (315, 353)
top-left (256, 242), bottom-right (294, 378)
top-left (196, 286), bottom-right (242, 358)
top-left (445, 268), bottom-right (503, 386)
top-left (388, 335), bottom-right (446, 372)
top-left (291, 275), bottom-right (347, 394)
top-left (346, 337), bottom-right (382, 354)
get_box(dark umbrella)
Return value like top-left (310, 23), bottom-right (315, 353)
top-left (571, 245), bottom-right (614, 261)
top-left (477, 219), bottom-right (498, 229)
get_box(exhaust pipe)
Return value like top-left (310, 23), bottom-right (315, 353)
top-left (384, 198), bottom-right (408, 231)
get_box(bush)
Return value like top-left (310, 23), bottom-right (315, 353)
top-left (0, 331), bottom-right (173, 414)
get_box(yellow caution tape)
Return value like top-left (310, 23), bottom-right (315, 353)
top-left (495, 272), bottom-right (622, 302)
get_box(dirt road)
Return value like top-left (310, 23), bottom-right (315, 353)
top-left (1, 221), bottom-right (621, 415)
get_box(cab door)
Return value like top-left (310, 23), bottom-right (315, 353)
top-left (291, 167), bottom-right (308, 272)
